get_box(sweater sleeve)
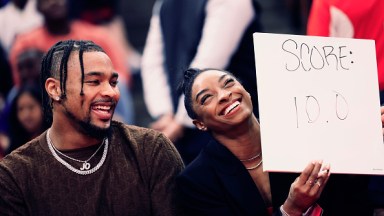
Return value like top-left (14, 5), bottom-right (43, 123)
top-left (0, 160), bottom-right (27, 215)
top-left (144, 132), bottom-right (184, 215)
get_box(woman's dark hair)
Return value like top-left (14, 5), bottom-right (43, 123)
top-left (40, 40), bottom-right (105, 125)
top-left (7, 86), bottom-right (49, 154)
top-left (178, 68), bottom-right (235, 119)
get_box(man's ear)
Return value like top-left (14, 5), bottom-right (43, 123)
top-left (193, 119), bottom-right (207, 131)
top-left (45, 77), bottom-right (61, 101)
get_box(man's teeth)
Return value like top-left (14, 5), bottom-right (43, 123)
top-left (224, 101), bottom-right (240, 115)
top-left (94, 105), bottom-right (111, 111)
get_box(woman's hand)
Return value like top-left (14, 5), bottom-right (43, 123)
top-left (282, 161), bottom-right (331, 216)
top-left (381, 106), bottom-right (384, 134)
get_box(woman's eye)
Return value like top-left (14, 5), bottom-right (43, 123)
top-left (224, 78), bottom-right (235, 87)
top-left (200, 95), bottom-right (211, 105)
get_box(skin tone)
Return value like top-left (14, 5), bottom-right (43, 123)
top-left (45, 51), bottom-right (120, 150)
top-left (190, 69), bottom-right (331, 215)
top-left (17, 92), bottom-right (44, 137)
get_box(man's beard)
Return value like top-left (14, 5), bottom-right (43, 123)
top-left (63, 105), bottom-right (112, 140)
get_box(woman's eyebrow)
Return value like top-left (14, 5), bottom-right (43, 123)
top-left (218, 74), bottom-right (227, 83)
top-left (195, 88), bottom-right (208, 102)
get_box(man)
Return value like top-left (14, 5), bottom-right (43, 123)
top-left (141, 0), bottom-right (262, 164)
top-left (0, 40), bottom-right (184, 215)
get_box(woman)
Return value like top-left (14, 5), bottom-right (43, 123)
top-left (6, 86), bottom-right (49, 154)
top-left (176, 68), bottom-right (373, 215)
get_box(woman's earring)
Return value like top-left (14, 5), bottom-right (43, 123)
top-left (55, 96), bottom-right (60, 101)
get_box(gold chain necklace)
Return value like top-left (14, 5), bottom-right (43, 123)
top-left (245, 159), bottom-right (263, 170)
top-left (239, 152), bottom-right (261, 162)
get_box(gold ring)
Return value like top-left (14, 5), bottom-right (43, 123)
top-left (306, 180), bottom-right (313, 186)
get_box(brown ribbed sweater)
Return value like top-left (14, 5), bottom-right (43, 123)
top-left (0, 121), bottom-right (184, 215)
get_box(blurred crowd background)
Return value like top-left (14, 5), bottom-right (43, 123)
top-left (2, 0), bottom-right (384, 213)
top-left (0, 0), bottom-right (311, 158)
top-left (1, 0), bottom-right (382, 164)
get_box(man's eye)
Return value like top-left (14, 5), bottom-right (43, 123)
top-left (110, 80), bottom-right (119, 86)
top-left (85, 80), bottom-right (100, 85)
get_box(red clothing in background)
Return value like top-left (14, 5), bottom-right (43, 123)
top-left (307, 0), bottom-right (384, 90)
top-left (10, 20), bottom-right (130, 86)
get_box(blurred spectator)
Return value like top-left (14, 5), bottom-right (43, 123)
top-left (119, 0), bottom-right (156, 54)
top-left (0, 44), bottom-right (12, 160)
top-left (0, 44), bottom-right (12, 112)
top-left (0, 0), bottom-right (10, 7)
top-left (9, 0), bottom-right (135, 124)
top-left (5, 86), bottom-right (48, 154)
top-left (6, 48), bottom-right (43, 104)
top-left (69, 0), bottom-right (117, 24)
top-left (0, 48), bottom-right (44, 155)
top-left (141, 0), bottom-right (262, 164)
top-left (283, 0), bottom-right (312, 34)
top-left (69, 0), bottom-right (142, 73)
top-left (0, 0), bottom-right (43, 54)
top-left (0, 134), bottom-right (6, 159)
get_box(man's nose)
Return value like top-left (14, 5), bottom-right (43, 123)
top-left (101, 83), bottom-right (119, 97)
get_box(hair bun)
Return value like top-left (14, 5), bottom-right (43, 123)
top-left (184, 68), bottom-right (200, 80)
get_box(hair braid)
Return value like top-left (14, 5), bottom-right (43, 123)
top-left (79, 41), bottom-right (85, 95)
top-left (59, 40), bottom-right (75, 98)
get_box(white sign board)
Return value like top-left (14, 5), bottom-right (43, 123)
top-left (253, 32), bottom-right (384, 175)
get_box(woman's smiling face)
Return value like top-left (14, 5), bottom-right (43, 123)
top-left (191, 69), bottom-right (254, 133)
